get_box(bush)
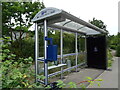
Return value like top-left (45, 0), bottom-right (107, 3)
top-left (107, 49), bottom-right (113, 67)
top-left (9, 37), bottom-right (35, 59)
top-left (1, 37), bottom-right (44, 88)
top-left (116, 45), bottom-right (120, 57)
top-left (109, 45), bottom-right (117, 50)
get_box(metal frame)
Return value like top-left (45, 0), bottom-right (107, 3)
top-left (44, 19), bottom-right (48, 85)
top-left (35, 23), bottom-right (38, 83)
top-left (60, 29), bottom-right (63, 79)
top-left (32, 7), bottom-right (108, 85)
top-left (75, 33), bottom-right (78, 72)
top-left (85, 36), bottom-right (87, 65)
top-left (48, 62), bottom-right (86, 77)
top-left (50, 24), bottom-right (86, 35)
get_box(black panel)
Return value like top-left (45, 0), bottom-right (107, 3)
top-left (87, 35), bottom-right (107, 70)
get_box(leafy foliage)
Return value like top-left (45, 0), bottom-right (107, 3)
top-left (2, 1), bottom-right (45, 59)
top-left (57, 80), bottom-right (66, 88)
top-left (108, 34), bottom-right (118, 50)
top-left (116, 44), bottom-right (120, 57)
top-left (9, 36), bottom-right (35, 59)
top-left (68, 82), bottom-right (77, 88)
top-left (116, 33), bottom-right (120, 57)
top-left (89, 17), bottom-right (107, 30)
top-left (78, 77), bottom-right (103, 89)
top-left (107, 49), bottom-right (113, 67)
top-left (2, 2), bottom-right (45, 42)
top-left (56, 77), bottom-right (103, 89)
top-left (108, 32), bottom-right (120, 57)
top-left (1, 37), bottom-right (45, 88)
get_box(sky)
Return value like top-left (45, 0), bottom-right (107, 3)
top-left (39, 0), bottom-right (119, 35)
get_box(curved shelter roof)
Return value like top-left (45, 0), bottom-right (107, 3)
top-left (32, 7), bottom-right (108, 35)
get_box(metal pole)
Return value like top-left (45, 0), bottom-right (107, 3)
top-left (75, 33), bottom-right (78, 72)
top-left (85, 36), bottom-right (87, 66)
top-left (35, 23), bottom-right (39, 82)
top-left (44, 19), bottom-right (48, 85)
top-left (60, 29), bottom-right (63, 79)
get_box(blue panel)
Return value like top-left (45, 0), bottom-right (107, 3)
top-left (47, 45), bottom-right (58, 61)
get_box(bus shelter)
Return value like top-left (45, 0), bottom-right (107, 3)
top-left (32, 7), bottom-right (108, 85)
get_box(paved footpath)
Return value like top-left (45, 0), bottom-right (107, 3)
top-left (87, 57), bottom-right (119, 88)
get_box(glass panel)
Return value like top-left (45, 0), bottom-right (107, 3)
top-left (62, 31), bottom-right (76, 71)
top-left (38, 26), bottom-right (44, 76)
top-left (55, 19), bottom-right (71, 26)
top-left (78, 27), bottom-right (100, 35)
top-left (54, 19), bottom-right (100, 35)
top-left (64, 21), bottom-right (84, 30)
top-left (63, 31), bottom-right (75, 54)
top-left (77, 36), bottom-right (86, 65)
top-left (55, 19), bottom-right (84, 30)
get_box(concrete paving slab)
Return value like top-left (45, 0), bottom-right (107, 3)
top-left (62, 68), bottom-right (104, 87)
top-left (87, 57), bottom-right (118, 88)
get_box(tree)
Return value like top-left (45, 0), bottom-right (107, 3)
top-left (2, 2), bottom-right (45, 42)
top-left (108, 32), bottom-right (120, 50)
top-left (2, 2), bottom-right (45, 58)
top-left (112, 32), bottom-right (120, 55)
top-left (89, 18), bottom-right (107, 30)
